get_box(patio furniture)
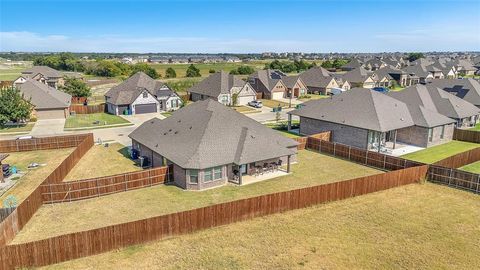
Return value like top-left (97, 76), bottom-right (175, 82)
top-left (263, 163), bottom-right (270, 174)
top-left (277, 160), bottom-right (283, 168)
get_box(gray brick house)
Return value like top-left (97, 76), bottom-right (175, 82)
top-left (129, 99), bottom-right (298, 190)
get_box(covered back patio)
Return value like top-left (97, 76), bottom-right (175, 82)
top-left (229, 155), bottom-right (293, 185)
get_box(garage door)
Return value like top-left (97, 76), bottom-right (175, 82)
top-left (272, 92), bottom-right (284, 100)
top-left (135, 104), bottom-right (157, 114)
top-left (35, 109), bottom-right (66, 119)
top-left (238, 95), bottom-right (255, 106)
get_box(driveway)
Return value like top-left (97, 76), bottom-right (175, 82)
top-left (29, 119), bottom-right (66, 136)
top-left (246, 107), bottom-right (298, 123)
top-left (120, 112), bottom-right (165, 126)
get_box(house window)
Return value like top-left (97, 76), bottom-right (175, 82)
top-left (214, 166), bottom-right (222, 179)
top-left (204, 169), bottom-right (213, 182)
top-left (143, 92), bottom-right (148, 98)
top-left (428, 128), bottom-right (433, 142)
top-left (440, 125), bottom-right (445, 139)
top-left (188, 170), bottom-right (198, 184)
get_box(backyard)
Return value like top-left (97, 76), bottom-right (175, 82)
top-left (64, 143), bottom-right (140, 181)
top-left (41, 184), bottom-right (480, 270)
top-left (459, 161), bottom-right (480, 174)
top-left (0, 148), bottom-right (74, 202)
top-left (11, 150), bottom-right (382, 243)
top-left (64, 113), bottom-right (132, 130)
top-left (401, 141), bottom-right (480, 164)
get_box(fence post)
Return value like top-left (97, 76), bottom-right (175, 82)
top-left (149, 169), bottom-right (152, 187)
top-left (125, 174), bottom-right (128, 191)
top-left (476, 174), bottom-right (479, 194)
top-left (333, 143), bottom-right (336, 156)
top-left (365, 150), bottom-right (368, 165)
top-left (383, 154), bottom-right (386, 169)
top-left (348, 146), bottom-right (351, 161)
top-left (404, 159), bottom-right (407, 169)
top-left (97, 178), bottom-right (100, 197)
top-left (448, 168), bottom-right (453, 187)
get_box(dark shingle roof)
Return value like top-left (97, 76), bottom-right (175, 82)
top-left (289, 88), bottom-right (414, 132)
top-left (22, 66), bottom-right (63, 78)
top-left (249, 69), bottom-right (286, 92)
top-left (18, 79), bottom-right (71, 109)
top-left (342, 58), bottom-right (362, 69)
top-left (339, 67), bottom-right (372, 84)
top-left (429, 78), bottom-right (480, 106)
top-left (187, 71), bottom-right (246, 97)
top-left (387, 85), bottom-right (457, 127)
top-left (129, 99), bottom-right (298, 169)
top-left (299, 67), bottom-right (336, 88)
top-left (105, 72), bottom-right (164, 105)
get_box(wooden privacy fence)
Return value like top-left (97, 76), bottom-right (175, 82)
top-left (41, 167), bottom-right (168, 203)
top-left (0, 208), bottom-right (15, 223)
top-left (0, 134), bottom-right (90, 153)
top-left (428, 165), bottom-right (480, 193)
top-left (294, 136), bottom-right (307, 150)
top-left (69, 104), bottom-right (105, 114)
top-left (306, 136), bottom-right (424, 171)
top-left (0, 165), bottom-right (428, 269)
top-left (453, 128), bottom-right (480, 143)
top-left (0, 134), bottom-right (94, 246)
top-left (433, 147), bottom-right (480, 169)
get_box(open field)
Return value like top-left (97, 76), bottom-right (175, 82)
top-left (12, 150), bottom-right (382, 243)
top-left (0, 148), bottom-right (74, 202)
top-left (401, 141), bottom-right (480, 164)
top-left (0, 123), bottom-right (35, 134)
top-left (64, 113), bottom-right (132, 130)
top-left (41, 183), bottom-right (480, 270)
top-left (64, 143), bottom-right (140, 181)
top-left (0, 67), bottom-right (26, 81)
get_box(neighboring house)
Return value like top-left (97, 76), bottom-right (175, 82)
top-left (17, 79), bottom-right (71, 119)
top-left (372, 69), bottom-right (393, 88)
top-left (129, 99), bottom-right (298, 190)
top-left (338, 67), bottom-right (376, 88)
top-left (389, 84), bottom-right (479, 129)
top-left (188, 71), bottom-right (256, 106)
top-left (288, 88), bottom-right (415, 152)
top-left (341, 58), bottom-right (362, 71)
top-left (453, 59), bottom-right (476, 76)
top-left (364, 58), bottom-right (386, 71)
top-left (429, 60), bottom-right (457, 79)
top-left (429, 78), bottom-right (480, 108)
top-left (382, 57), bottom-right (402, 69)
top-left (298, 67), bottom-right (340, 95)
top-left (248, 69), bottom-right (289, 100)
top-left (105, 72), bottom-right (182, 115)
top-left (280, 75), bottom-right (308, 98)
top-left (14, 66), bottom-right (64, 89)
top-left (402, 64), bottom-right (435, 84)
top-left (375, 66), bottom-right (417, 87)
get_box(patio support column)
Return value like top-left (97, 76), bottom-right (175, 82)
top-left (238, 165), bottom-right (243, 185)
top-left (393, 130), bottom-right (397, 149)
top-left (287, 155), bottom-right (291, 173)
top-left (377, 132), bottom-right (381, 153)
top-left (287, 114), bottom-right (292, 131)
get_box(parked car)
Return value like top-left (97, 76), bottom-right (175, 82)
top-left (248, 100), bottom-right (263, 108)
top-left (372, 87), bottom-right (390, 93)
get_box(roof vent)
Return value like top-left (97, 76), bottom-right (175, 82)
top-left (174, 131), bottom-right (178, 134)
top-left (189, 126), bottom-right (192, 129)
top-left (155, 144), bottom-right (158, 147)
top-left (168, 129), bottom-right (172, 132)
top-left (400, 117), bottom-right (404, 121)
top-left (178, 120), bottom-right (181, 123)
top-left (163, 132), bottom-right (167, 135)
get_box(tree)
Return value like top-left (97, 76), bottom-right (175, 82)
top-left (186, 64), bottom-right (201, 77)
top-left (0, 86), bottom-right (34, 126)
top-left (60, 77), bottom-right (91, 97)
top-left (321, 60), bottom-right (333, 69)
top-left (407, 53), bottom-right (424, 62)
top-left (231, 93), bottom-right (239, 107)
top-left (130, 63), bottom-right (160, 79)
top-left (332, 59), bottom-right (348, 69)
top-left (165, 67), bottom-right (177, 78)
top-left (209, 69), bottom-right (216, 73)
top-left (93, 61), bottom-right (122, 77)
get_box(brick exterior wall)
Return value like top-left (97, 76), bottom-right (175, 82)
top-left (396, 124), bottom-right (454, 148)
top-left (299, 117), bottom-right (369, 149)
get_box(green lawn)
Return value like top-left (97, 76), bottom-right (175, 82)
top-left (42, 184), bottom-right (480, 270)
top-left (0, 148), bottom-right (74, 202)
top-left (276, 130), bottom-right (302, 138)
top-left (0, 66), bottom-right (26, 81)
top-left (64, 113), bottom-right (132, 130)
top-left (260, 99), bottom-right (291, 108)
top-left (64, 143), bottom-right (140, 181)
top-left (459, 161), bottom-right (480, 174)
top-left (12, 150), bottom-right (381, 243)
top-left (0, 122), bottom-right (35, 134)
top-left (468, 124), bottom-right (480, 131)
top-left (401, 141), bottom-right (480, 164)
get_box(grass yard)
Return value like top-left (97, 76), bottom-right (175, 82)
top-left (0, 122), bottom-right (35, 134)
top-left (298, 94), bottom-right (330, 101)
top-left (260, 99), bottom-right (291, 108)
top-left (64, 113), bottom-right (132, 130)
top-left (231, 106), bottom-right (259, 114)
top-left (64, 143), bottom-right (140, 181)
top-left (150, 61), bottom-right (268, 78)
top-left (41, 184), bottom-right (480, 270)
top-left (275, 130), bottom-right (302, 138)
top-left (12, 150), bottom-right (382, 243)
top-left (0, 66), bottom-right (26, 81)
top-left (459, 161), bottom-right (480, 174)
top-left (0, 148), bottom-right (74, 203)
top-left (401, 141), bottom-right (480, 164)
top-left (468, 123), bottom-right (480, 131)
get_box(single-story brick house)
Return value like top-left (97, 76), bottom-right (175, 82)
top-left (129, 99), bottom-right (298, 190)
top-left (14, 66), bottom-right (64, 89)
top-left (105, 72), bottom-right (182, 115)
top-left (18, 79), bottom-right (71, 119)
top-left (280, 75), bottom-right (308, 98)
top-left (298, 67), bottom-right (340, 95)
top-left (188, 71), bottom-right (257, 106)
top-left (337, 67), bottom-right (376, 89)
top-left (248, 69), bottom-right (289, 100)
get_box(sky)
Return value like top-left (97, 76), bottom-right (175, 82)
top-left (0, 0), bottom-right (479, 53)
